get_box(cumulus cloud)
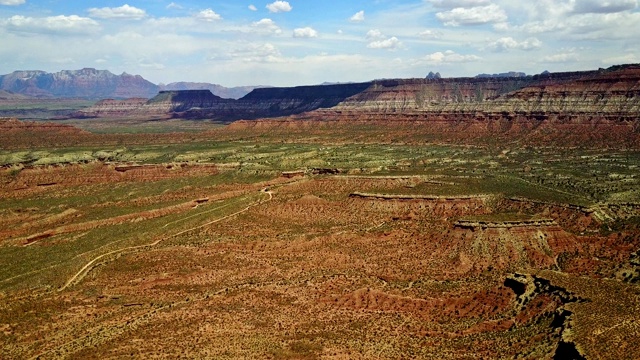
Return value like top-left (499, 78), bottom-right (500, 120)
top-left (196, 9), bottom-right (222, 22)
top-left (366, 29), bottom-right (385, 40)
top-left (516, 10), bottom-right (640, 41)
top-left (422, 50), bottom-right (481, 64)
top-left (88, 4), bottom-right (147, 20)
top-left (428, 0), bottom-right (490, 8)
top-left (487, 37), bottom-right (542, 52)
top-left (4, 15), bottom-right (100, 35)
top-left (436, 4), bottom-right (507, 26)
top-left (266, 1), bottom-right (292, 13)
top-left (252, 18), bottom-right (282, 34)
top-left (572, 0), bottom-right (638, 14)
top-left (249, 5), bottom-right (258, 11)
top-left (293, 27), bottom-right (318, 38)
top-left (0, 0), bottom-right (25, 5)
top-left (167, 2), bottom-right (182, 10)
top-left (367, 36), bottom-right (402, 50)
top-left (350, 10), bottom-right (365, 22)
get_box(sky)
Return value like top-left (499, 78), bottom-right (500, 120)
top-left (0, 0), bottom-right (638, 87)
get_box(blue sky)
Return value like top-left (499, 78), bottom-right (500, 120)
top-left (1, 0), bottom-right (638, 86)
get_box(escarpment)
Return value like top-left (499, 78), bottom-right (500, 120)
top-left (74, 64), bottom-right (640, 147)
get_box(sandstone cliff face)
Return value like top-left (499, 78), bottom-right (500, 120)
top-left (332, 66), bottom-right (640, 115)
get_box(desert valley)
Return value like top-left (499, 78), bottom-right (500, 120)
top-left (1, 64), bottom-right (639, 359)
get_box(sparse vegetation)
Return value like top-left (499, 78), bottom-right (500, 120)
top-left (0, 119), bottom-right (639, 359)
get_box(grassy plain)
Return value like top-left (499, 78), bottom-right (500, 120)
top-left (1, 120), bottom-right (639, 358)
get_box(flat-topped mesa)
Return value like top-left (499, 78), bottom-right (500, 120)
top-left (171, 82), bottom-right (372, 120)
top-left (141, 90), bottom-right (233, 113)
top-left (179, 82), bottom-right (371, 120)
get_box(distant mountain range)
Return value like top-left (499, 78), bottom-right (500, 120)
top-left (0, 68), bottom-right (262, 100)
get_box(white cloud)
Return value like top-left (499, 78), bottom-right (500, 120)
top-left (572, 0), bottom-right (638, 14)
top-left (249, 5), bottom-right (258, 11)
top-left (367, 36), bottom-right (402, 50)
top-left (196, 9), bottom-right (222, 22)
top-left (419, 29), bottom-right (443, 39)
top-left (88, 4), bottom-right (147, 20)
top-left (293, 27), bottom-right (318, 38)
top-left (4, 15), bottom-right (100, 35)
top-left (366, 29), bottom-right (385, 40)
top-left (350, 10), bottom-right (365, 22)
top-left (252, 18), bottom-right (282, 35)
top-left (436, 4), bottom-right (507, 26)
top-left (0, 0), bottom-right (25, 5)
top-left (224, 43), bottom-right (283, 63)
top-left (428, 0), bottom-right (490, 8)
top-left (542, 52), bottom-right (579, 63)
top-left (516, 11), bottom-right (640, 41)
top-left (421, 50), bottom-right (481, 64)
top-left (167, 2), bottom-right (182, 10)
top-left (266, 1), bottom-right (292, 13)
top-left (487, 37), bottom-right (542, 52)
